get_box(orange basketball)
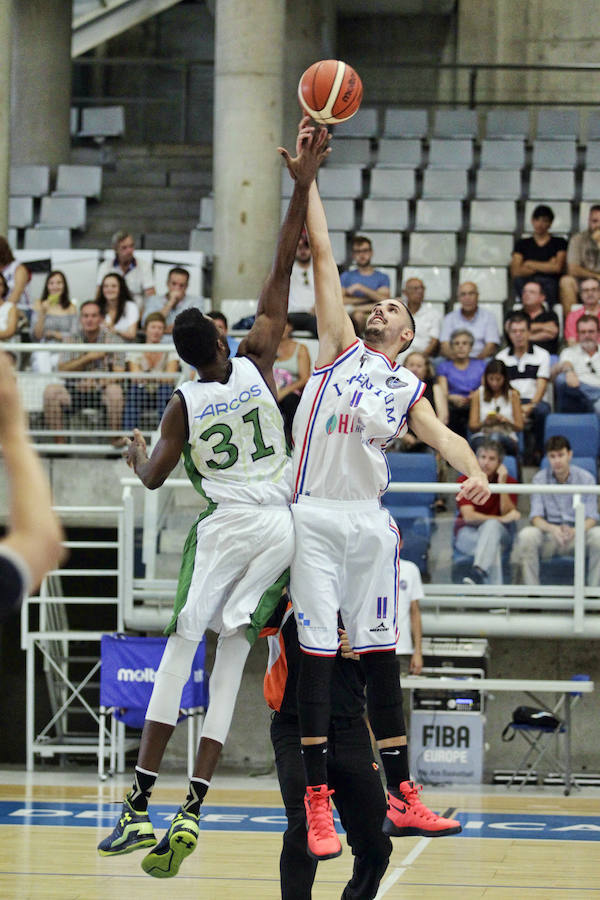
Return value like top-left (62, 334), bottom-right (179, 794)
top-left (298, 59), bottom-right (363, 125)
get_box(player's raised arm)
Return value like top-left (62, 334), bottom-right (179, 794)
top-left (305, 178), bottom-right (356, 367)
top-left (239, 119), bottom-right (329, 387)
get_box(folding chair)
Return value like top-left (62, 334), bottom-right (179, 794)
top-left (98, 634), bottom-right (208, 780)
top-left (501, 675), bottom-right (590, 795)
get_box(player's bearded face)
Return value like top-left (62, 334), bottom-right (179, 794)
top-left (365, 304), bottom-right (413, 350)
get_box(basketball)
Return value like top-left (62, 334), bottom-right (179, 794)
top-left (298, 59), bottom-right (363, 125)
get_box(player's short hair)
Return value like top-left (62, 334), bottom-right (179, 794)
top-left (545, 435), bottom-right (571, 453)
top-left (144, 312), bottom-right (166, 327)
top-left (476, 438), bottom-right (504, 461)
top-left (173, 308), bottom-right (219, 368)
top-left (532, 204), bottom-right (554, 222)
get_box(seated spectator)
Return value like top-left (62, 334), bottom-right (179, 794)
top-left (31, 271), bottom-right (79, 370)
top-left (123, 312), bottom-right (180, 431)
top-left (564, 277), bottom-right (600, 345)
top-left (96, 230), bottom-right (155, 311)
top-left (510, 205), bottom-right (566, 306)
top-left (560, 204), bottom-right (600, 315)
top-left (396, 351), bottom-right (448, 451)
top-left (0, 235), bottom-right (31, 313)
top-left (397, 278), bottom-right (441, 364)
top-left (440, 282), bottom-right (500, 360)
top-left (207, 311), bottom-right (240, 358)
top-left (455, 439), bottom-right (520, 586)
top-left (496, 311), bottom-right (550, 463)
top-left (553, 314), bottom-right (600, 415)
top-left (469, 359), bottom-right (523, 457)
top-left (142, 267), bottom-right (204, 334)
top-left (437, 329), bottom-right (486, 438)
top-left (273, 318), bottom-right (311, 444)
top-left (514, 435), bottom-right (600, 585)
top-left (508, 280), bottom-right (559, 358)
top-left (43, 300), bottom-right (125, 442)
top-left (287, 233), bottom-right (317, 335)
top-left (340, 235), bottom-right (390, 331)
top-left (0, 273), bottom-right (18, 342)
top-left (98, 273), bottom-right (139, 341)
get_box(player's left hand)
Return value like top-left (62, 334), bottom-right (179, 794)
top-left (456, 473), bottom-right (490, 505)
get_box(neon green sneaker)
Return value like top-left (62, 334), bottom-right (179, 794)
top-left (97, 798), bottom-right (156, 856)
top-left (141, 807), bottom-right (199, 878)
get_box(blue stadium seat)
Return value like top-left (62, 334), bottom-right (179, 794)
top-left (383, 453), bottom-right (437, 576)
top-left (543, 414), bottom-right (600, 457)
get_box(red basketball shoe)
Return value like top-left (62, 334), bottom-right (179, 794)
top-left (304, 785), bottom-right (342, 860)
top-left (383, 781), bottom-right (462, 837)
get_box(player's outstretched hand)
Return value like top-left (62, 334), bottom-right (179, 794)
top-left (456, 473), bottom-right (490, 506)
top-left (0, 352), bottom-right (24, 438)
top-left (278, 115), bottom-right (330, 187)
top-left (124, 428), bottom-right (148, 470)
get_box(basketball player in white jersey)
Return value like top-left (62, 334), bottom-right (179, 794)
top-left (98, 121), bottom-right (330, 877)
top-left (287, 133), bottom-right (490, 859)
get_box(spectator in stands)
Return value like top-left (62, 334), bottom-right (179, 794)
top-left (564, 277), bottom-right (600, 346)
top-left (273, 317), bottom-right (311, 444)
top-left (96, 230), bottom-right (155, 311)
top-left (510, 204), bottom-right (566, 305)
top-left (439, 282), bottom-right (500, 360)
top-left (287, 233), bottom-right (317, 335)
top-left (98, 273), bottom-right (140, 341)
top-left (468, 359), bottom-right (523, 457)
top-left (340, 235), bottom-right (390, 331)
top-left (206, 311), bottom-right (240, 358)
top-left (396, 277), bottom-right (441, 364)
top-left (0, 235), bottom-right (30, 313)
top-left (553, 314), bottom-right (600, 415)
top-left (123, 312), bottom-right (180, 431)
top-left (32, 271), bottom-right (78, 343)
top-left (496, 311), bottom-right (550, 463)
top-left (437, 329), bottom-right (486, 438)
top-left (507, 280), bottom-right (559, 358)
top-left (515, 435), bottom-right (600, 585)
top-left (42, 300), bottom-right (125, 441)
top-left (143, 267), bottom-right (204, 334)
top-left (395, 351), bottom-right (448, 451)
top-left (455, 438), bottom-right (519, 586)
top-left (0, 273), bottom-right (18, 342)
top-left (560, 204), bottom-right (600, 315)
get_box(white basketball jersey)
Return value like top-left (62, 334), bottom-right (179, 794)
top-left (292, 339), bottom-right (425, 501)
top-left (177, 357), bottom-right (292, 506)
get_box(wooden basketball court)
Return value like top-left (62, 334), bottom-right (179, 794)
top-left (0, 772), bottom-right (599, 899)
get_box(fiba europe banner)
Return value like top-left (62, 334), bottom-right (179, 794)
top-left (410, 711), bottom-right (484, 784)
top-left (100, 634), bottom-right (208, 724)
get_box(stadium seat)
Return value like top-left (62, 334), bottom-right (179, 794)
top-left (459, 266), bottom-right (508, 301)
top-left (433, 108), bottom-right (478, 139)
top-left (7, 228), bottom-right (17, 248)
top-left (579, 201), bottom-right (595, 231)
top-left (339, 107), bottom-right (378, 138)
top-left (361, 199), bottom-right (408, 231)
top-left (582, 171), bottom-right (600, 201)
top-left (318, 166), bottom-right (363, 198)
top-left (536, 108), bottom-right (579, 141)
top-left (408, 232), bottom-right (457, 266)
top-left (469, 200), bottom-right (516, 233)
top-left (369, 168), bottom-right (416, 199)
top-left (79, 105), bottom-right (125, 139)
top-left (189, 227), bottom-right (213, 256)
top-left (452, 521), bottom-right (516, 584)
top-left (485, 109), bottom-right (530, 140)
top-left (198, 196), bottom-right (213, 227)
top-left (329, 231), bottom-right (347, 266)
top-left (54, 165), bottom-right (103, 200)
top-left (322, 199), bottom-right (356, 231)
top-left (70, 106), bottom-right (79, 136)
top-left (415, 199), bottom-right (462, 232)
top-left (377, 266), bottom-right (398, 297)
top-left (8, 196), bottom-right (34, 229)
top-left (587, 110), bottom-right (600, 143)
top-left (401, 266), bottom-right (451, 302)
top-left (428, 139), bottom-right (473, 169)
top-left (543, 413), bottom-right (600, 457)
top-left (221, 299), bottom-right (258, 328)
top-left (532, 140), bottom-right (577, 170)
top-left (50, 249), bottom-right (100, 302)
top-left (422, 168), bottom-right (468, 199)
top-left (529, 170), bottom-right (575, 201)
top-left (475, 169), bottom-right (521, 199)
top-left (585, 141), bottom-right (600, 170)
top-left (10, 165), bottom-right (50, 198)
top-left (383, 108), bottom-right (428, 138)
top-left (328, 138), bottom-right (371, 166)
top-left (479, 139), bottom-right (526, 170)
top-left (383, 452), bottom-right (438, 576)
top-left (362, 232), bottom-right (402, 266)
top-left (524, 200), bottom-right (572, 235)
top-left (464, 232), bottom-right (514, 266)
top-left (25, 227), bottom-right (71, 250)
top-left (375, 138), bottom-right (422, 169)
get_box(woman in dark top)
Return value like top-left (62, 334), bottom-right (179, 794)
top-left (510, 204), bottom-right (567, 305)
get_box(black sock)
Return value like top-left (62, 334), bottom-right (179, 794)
top-left (379, 745), bottom-right (409, 793)
top-left (127, 766), bottom-right (157, 812)
top-left (182, 777), bottom-right (209, 817)
top-left (301, 742), bottom-right (328, 787)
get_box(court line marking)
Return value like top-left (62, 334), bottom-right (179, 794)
top-left (374, 837), bottom-right (431, 898)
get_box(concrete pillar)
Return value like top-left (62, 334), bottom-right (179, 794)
top-left (212, 0), bottom-right (285, 305)
top-left (0, 1), bottom-right (11, 236)
top-left (10, 0), bottom-right (72, 168)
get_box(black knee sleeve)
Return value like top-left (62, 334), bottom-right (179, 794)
top-left (296, 653), bottom-right (335, 738)
top-left (360, 650), bottom-right (406, 741)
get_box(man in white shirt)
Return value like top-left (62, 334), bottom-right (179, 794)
top-left (553, 314), bottom-right (600, 415)
top-left (96, 231), bottom-right (155, 311)
top-left (397, 277), bottom-right (441, 364)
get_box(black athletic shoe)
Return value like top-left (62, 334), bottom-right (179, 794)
top-left (141, 807), bottom-right (199, 878)
top-left (97, 798), bottom-right (156, 856)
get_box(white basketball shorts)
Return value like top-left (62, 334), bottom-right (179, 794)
top-left (290, 496), bottom-right (401, 655)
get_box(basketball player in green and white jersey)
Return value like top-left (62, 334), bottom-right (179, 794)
top-left (98, 120), bottom-right (330, 877)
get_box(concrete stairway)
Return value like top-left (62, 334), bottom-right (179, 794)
top-left (72, 143), bottom-right (211, 250)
